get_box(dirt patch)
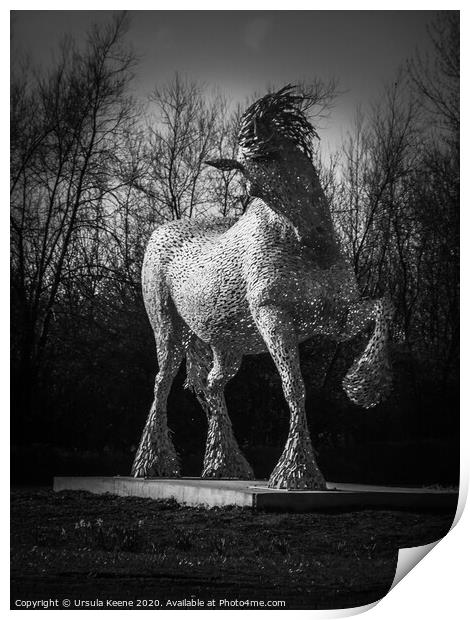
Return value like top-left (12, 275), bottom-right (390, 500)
top-left (11, 487), bottom-right (456, 610)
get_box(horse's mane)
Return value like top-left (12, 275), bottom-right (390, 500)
top-left (238, 85), bottom-right (319, 162)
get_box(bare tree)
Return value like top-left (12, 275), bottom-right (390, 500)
top-left (332, 45), bottom-right (458, 402)
top-left (408, 11), bottom-right (459, 145)
top-left (132, 74), bottom-right (223, 220)
top-left (11, 13), bottom-right (138, 419)
top-left (207, 101), bottom-right (254, 217)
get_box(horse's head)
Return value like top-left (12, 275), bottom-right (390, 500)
top-left (206, 85), bottom-right (336, 250)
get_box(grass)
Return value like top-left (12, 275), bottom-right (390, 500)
top-left (10, 487), bottom-right (456, 610)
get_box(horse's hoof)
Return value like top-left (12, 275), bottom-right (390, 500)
top-left (131, 453), bottom-right (180, 478)
top-left (268, 470), bottom-right (326, 491)
top-left (268, 453), bottom-right (326, 490)
top-left (201, 460), bottom-right (254, 480)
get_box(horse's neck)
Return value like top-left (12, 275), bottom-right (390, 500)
top-left (310, 169), bottom-right (334, 226)
top-left (249, 164), bottom-right (342, 266)
top-left (247, 199), bottom-right (292, 232)
top-left (245, 199), bottom-right (341, 269)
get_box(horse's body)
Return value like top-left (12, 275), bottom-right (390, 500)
top-left (143, 201), bottom-right (359, 353)
top-left (132, 87), bottom-right (393, 489)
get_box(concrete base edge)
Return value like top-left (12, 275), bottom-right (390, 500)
top-left (52, 477), bottom-right (459, 512)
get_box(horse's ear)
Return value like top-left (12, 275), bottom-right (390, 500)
top-left (204, 159), bottom-right (244, 172)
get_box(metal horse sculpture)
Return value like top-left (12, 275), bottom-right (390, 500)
top-left (132, 86), bottom-right (393, 489)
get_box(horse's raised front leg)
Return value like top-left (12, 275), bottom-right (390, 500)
top-left (199, 348), bottom-right (254, 480)
top-left (131, 323), bottom-right (183, 478)
top-left (340, 296), bottom-right (394, 409)
top-left (252, 304), bottom-right (326, 490)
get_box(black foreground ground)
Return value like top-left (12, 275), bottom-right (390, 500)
top-left (10, 488), bottom-right (456, 610)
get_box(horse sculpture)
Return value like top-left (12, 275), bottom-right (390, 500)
top-left (132, 85), bottom-right (393, 490)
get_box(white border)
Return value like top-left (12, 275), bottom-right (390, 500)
top-left (5, 4), bottom-right (466, 618)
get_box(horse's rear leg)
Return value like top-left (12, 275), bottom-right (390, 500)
top-left (200, 348), bottom-right (254, 480)
top-left (132, 319), bottom-right (184, 478)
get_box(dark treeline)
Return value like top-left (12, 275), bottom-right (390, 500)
top-left (11, 13), bottom-right (459, 484)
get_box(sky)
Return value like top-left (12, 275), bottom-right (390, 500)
top-left (11, 10), bottom-right (440, 156)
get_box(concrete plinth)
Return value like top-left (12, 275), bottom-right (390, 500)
top-left (53, 477), bottom-right (458, 512)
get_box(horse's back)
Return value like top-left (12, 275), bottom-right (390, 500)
top-left (143, 216), bottom-right (237, 274)
top-left (148, 216), bottom-right (236, 258)
top-left (142, 216), bottom-right (238, 325)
